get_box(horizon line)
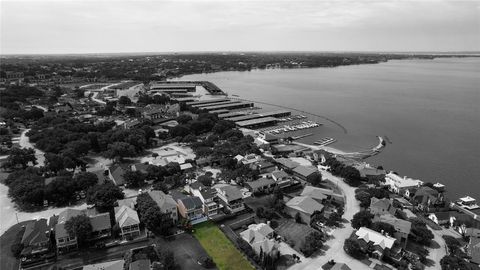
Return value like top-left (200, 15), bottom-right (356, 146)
top-left (2, 50), bottom-right (480, 57)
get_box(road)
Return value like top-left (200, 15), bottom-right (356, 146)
top-left (18, 129), bottom-right (45, 167)
top-left (289, 169), bottom-right (369, 270)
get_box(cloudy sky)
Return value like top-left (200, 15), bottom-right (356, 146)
top-left (1, 0), bottom-right (479, 54)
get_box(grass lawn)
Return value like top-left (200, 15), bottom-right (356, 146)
top-left (1, 220), bottom-right (33, 270)
top-left (193, 221), bottom-right (254, 270)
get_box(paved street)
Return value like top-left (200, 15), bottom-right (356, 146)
top-left (289, 169), bottom-right (369, 270)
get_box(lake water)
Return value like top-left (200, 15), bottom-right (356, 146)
top-left (176, 57), bottom-right (480, 201)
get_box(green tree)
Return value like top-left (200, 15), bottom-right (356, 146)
top-left (301, 231), bottom-right (325, 257)
top-left (371, 222), bottom-right (396, 236)
top-left (351, 210), bottom-right (373, 229)
top-left (45, 153), bottom-right (65, 173)
top-left (104, 142), bottom-right (136, 160)
top-left (86, 183), bottom-right (124, 212)
top-left (344, 238), bottom-right (365, 259)
top-left (73, 172), bottom-right (99, 191)
top-left (65, 215), bottom-right (92, 246)
top-left (123, 170), bottom-right (146, 188)
top-left (3, 147), bottom-right (36, 169)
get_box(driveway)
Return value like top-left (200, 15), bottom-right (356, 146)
top-left (18, 129), bottom-right (45, 167)
top-left (424, 226), bottom-right (459, 270)
top-left (289, 169), bottom-right (370, 270)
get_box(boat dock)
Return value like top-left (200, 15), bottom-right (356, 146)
top-left (314, 137), bottom-right (336, 146)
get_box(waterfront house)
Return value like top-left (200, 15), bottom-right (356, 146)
top-left (114, 205), bottom-right (141, 240)
top-left (177, 196), bottom-right (207, 224)
top-left (384, 172), bottom-right (423, 196)
top-left (285, 196), bottom-right (324, 224)
top-left (216, 185), bottom-right (245, 214)
top-left (239, 223), bottom-right (279, 257)
top-left (412, 186), bottom-right (444, 211)
top-left (354, 227), bottom-right (398, 260)
top-left (428, 212), bottom-right (451, 225)
top-left (148, 190), bottom-right (178, 222)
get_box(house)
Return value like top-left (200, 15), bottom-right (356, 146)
top-left (20, 219), bottom-right (52, 261)
top-left (131, 163), bottom-right (150, 174)
top-left (292, 165), bottom-right (321, 183)
top-left (250, 160), bottom-right (276, 173)
top-left (373, 214), bottom-right (411, 246)
top-left (89, 212), bottom-right (112, 240)
top-left (114, 205), bottom-right (141, 240)
top-left (428, 212), bottom-right (452, 225)
top-left (54, 209), bottom-right (112, 253)
top-left (300, 186), bottom-right (344, 204)
top-left (82, 259), bottom-right (125, 270)
top-left (148, 190), bottom-right (178, 222)
top-left (275, 158), bottom-right (299, 170)
top-left (108, 164), bottom-right (129, 186)
top-left (384, 172), bottom-right (423, 196)
top-left (354, 163), bottom-right (386, 178)
top-left (177, 196), bottom-right (207, 225)
top-left (271, 170), bottom-right (289, 182)
top-left (189, 182), bottom-right (219, 217)
top-left (369, 198), bottom-right (396, 216)
top-left (331, 263), bottom-right (352, 270)
top-left (129, 259), bottom-right (151, 270)
top-left (412, 186), bottom-right (443, 211)
top-left (54, 209), bottom-right (84, 253)
top-left (216, 185), bottom-right (245, 214)
top-left (117, 197), bottom-right (137, 209)
top-left (467, 237), bottom-right (480, 264)
top-left (239, 223), bottom-right (279, 257)
top-left (312, 149), bottom-right (331, 163)
top-left (285, 196), bottom-right (324, 224)
top-left (245, 178), bottom-right (276, 193)
top-left (355, 227), bottom-right (397, 260)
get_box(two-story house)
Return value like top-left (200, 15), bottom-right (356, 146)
top-left (148, 190), bottom-right (178, 222)
top-left (177, 196), bottom-right (207, 225)
top-left (189, 182), bottom-right (220, 217)
top-left (216, 185), bottom-right (245, 214)
top-left (114, 205), bottom-right (141, 240)
top-left (384, 172), bottom-right (423, 196)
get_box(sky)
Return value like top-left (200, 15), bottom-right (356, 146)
top-left (1, 0), bottom-right (479, 54)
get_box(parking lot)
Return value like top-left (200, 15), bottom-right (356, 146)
top-left (159, 233), bottom-right (215, 270)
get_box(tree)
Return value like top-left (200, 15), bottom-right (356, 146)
top-left (344, 238), bottom-right (365, 259)
top-left (118, 96), bottom-right (132, 105)
top-left (123, 170), bottom-right (146, 188)
top-left (65, 215), bottom-right (92, 246)
top-left (295, 212), bottom-right (302, 223)
top-left (104, 142), bottom-right (136, 160)
top-left (197, 174), bottom-right (213, 186)
top-left (440, 254), bottom-right (474, 270)
top-left (137, 194), bottom-right (174, 235)
top-left (73, 172), bottom-right (98, 191)
top-left (301, 231), bottom-right (324, 257)
top-left (176, 114), bottom-right (192, 124)
top-left (351, 210), bottom-right (373, 229)
top-left (355, 191), bottom-right (372, 208)
top-left (86, 183), bottom-right (124, 212)
top-left (410, 218), bottom-right (434, 245)
top-left (371, 222), bottom-right (396, 236)
top-left (45, 153), bottom-right (65, 173)
top-left (159, 249), bottom-right (175, 270)
top-left (3, 147), bottom-right (36, 169)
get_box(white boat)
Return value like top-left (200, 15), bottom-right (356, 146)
top-left (456, 196), bottom-right (480, 210)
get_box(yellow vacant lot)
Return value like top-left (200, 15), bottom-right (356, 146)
top-left (193, 221), bottom-right (254, 270)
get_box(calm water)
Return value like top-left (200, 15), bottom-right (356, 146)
top-left (176, 58), bottom-right (480, 201)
